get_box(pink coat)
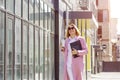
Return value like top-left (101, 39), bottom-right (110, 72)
top-left (63, 36), bottom-right (88, 80)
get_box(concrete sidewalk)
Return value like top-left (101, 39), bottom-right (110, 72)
top-left (90, 72), bottom-right (120, 80)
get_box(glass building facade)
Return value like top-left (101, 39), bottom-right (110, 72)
top-left (0, 0), bottom-right (55, 80)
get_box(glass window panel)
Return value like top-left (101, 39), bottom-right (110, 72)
top-left (6, 17), bottom-right (14, 80)
top-left (22, 23), bottom-right (28, 80)
top-left (29, 25), bottom-right (34, 80)
top-left (47, 33), bottom-right (51, 79)
top-left (43, 30), bottom-right (45, 80)
top-left (48, 33), bottom-right (54, 80)
top-left (35, 28), bottom-right (39, 80)
top-left (51, 34), bottom-right (55, 80)
top-left (0, 11), bottom-right (4, 80)
top-left (14, 18), bottom-right (21, 80)
top-left (6, 0), bottom-right (14, 13)
top-left (35, 0), bottom-right (39, 25)
top-left (23, 0), bottom-right (28, 20)
top-left (15, 0), bottom-right (21, 16)
top-left (0, 0), bottom-right (4, 8)
top-left (47, 7), bottom-right (51, 30)
top-left (44, 4), bottom-right (47, 29)
top-left (51, 10), bottom-right (54, 33)
top-left (40, 29), bottom-right (43, 80)
top-left (44, 31), bottom-right (48, 80)
top-left (40, 0), bottom-right (43, 28)
top-left (29, 0), bottom-right (34, 23)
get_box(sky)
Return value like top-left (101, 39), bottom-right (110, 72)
top-left (117, 20), bottom-right (120, 34)
top-left (110, 0), bottom-right (120, 34)
top-left (110, 0), bottom-right (120, 18)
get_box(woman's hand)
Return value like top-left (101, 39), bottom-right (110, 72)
top-left (61, 47), bottom-right (65, 52)
top-left (72, 48), bottom-right (77, 55)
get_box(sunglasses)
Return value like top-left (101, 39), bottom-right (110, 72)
top-left (68, 27), bottom-right (75, 30)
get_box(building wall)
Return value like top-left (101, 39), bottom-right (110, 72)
top-left (77, 19), bottom-right (91, 71)
top-left (0, 0), bottom-right (55, 80)
top-left (110, 18), bottom-right (118, 61)
top-left (98, 0), bottom-right (110, 9)
top-left (97, 0), bottom-right (111, 61)
top-left (116, 35), bottom-right (120, 61)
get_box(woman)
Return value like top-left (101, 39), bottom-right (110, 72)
top-left (62, 23), bottom-right (88, 80)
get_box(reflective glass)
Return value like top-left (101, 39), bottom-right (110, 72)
top-left (51, 34), bottom-right (55, 80)
top-left (47, 7), bottom-right (51, 30)
top-left (0, 11), bottom-right (4, 80)
top-left (6, 17), bottom-right (14, 80)
top-left (0, 0), bottom-right (4, 8)
top-left (6, 0), bottom-right (14, 13)
top-left (35, 0), bottom-right (39, 25)
top-left (40, 29), bottom-right (43, 80)
top-left (29, 25), bottom-right (34, 80)
top-left (29, 0), bottom-right (34, 23)
top-left (35, 28), bottom-right (39, 80)
top-left (15, 0), bottom-right (21, 16)
top-left (44, 4), bottom-right (47, 29)
top-left (23, 0), bottom-right (28, 20)
top-left (43, 31), bottom-right (45, 80)
top-left (40, 0), bottom-right (43, 27)
top-left (22, 23), bottom-right (28, 80)
top-left (51, 10), bottom-right (54, 32)
top-left (44, 31), bottom-right (48, 80)
top-left (14, 18), bottom-right (21, 80)
top-left (47, 33), bottom-right (51, 80)
top-left (51, 12), bottom-right (55, 78)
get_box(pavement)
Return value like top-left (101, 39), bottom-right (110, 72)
top-left (89, 72), bottom-right (120, 80)
top-left (59, 54), bottom-right (120, 80)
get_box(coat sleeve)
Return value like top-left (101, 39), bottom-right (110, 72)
top-left (77, 37), bottom-right (88, 56)
top-left (64, 39), bottom-right (68, 58)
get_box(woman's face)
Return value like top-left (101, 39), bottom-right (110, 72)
top-left (68, 25), bottom-right (76, 36)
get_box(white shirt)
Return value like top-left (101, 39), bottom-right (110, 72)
top-left (67, 37), bottom-right (76, 67)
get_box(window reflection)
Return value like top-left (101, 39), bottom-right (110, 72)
top-left (0, 11), bottom-right (4, 80)
top-left (51, 34), bottom-right (55, 80)
top-left (0, 1), bottom-right (55, 80)
top-left (48, 9), bottom-right (50, 30)
top-left (29, 25), bottom-right (34, 80)
top-left (29, 0), bottom-right (34, 23)
top-left (44, 32), bottom-right (48, 80)
top-left (15, 18), bottom-right (21, 80)
top-left (22, 23), bottom-right (28, 80)
top-left (6, 0), bottom-right (14, 13)
top-left (15, 0), bottom-right (21, 16)
top-left (51, 10), bottom-right (55, 79)
top-left (23, 0), bottom-right (28, 20)
top-left (47, 33), bottom-right (51, 79)
top-left (40, 0), bottom-right (43, 27)
top-left (0, 0), bottom-right (4, 8)
top-left (51, 10), bottom-right (55, 32)
top-left (40, 29), bottom-right (43, 80)
top-left (35, 0), bottom-right (39, 25)
top-left (35, 28), bottom-right (39, 80)
top-left (6, 17), bottom-right (13, 80)
top-left (44, 4), bottom-right (48, 29)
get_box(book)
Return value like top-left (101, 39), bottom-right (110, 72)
top-left (70, 40), bottom-right (82, 58)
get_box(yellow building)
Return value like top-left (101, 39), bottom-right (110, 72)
top-left (77, 19), bottom-right (91, 71)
